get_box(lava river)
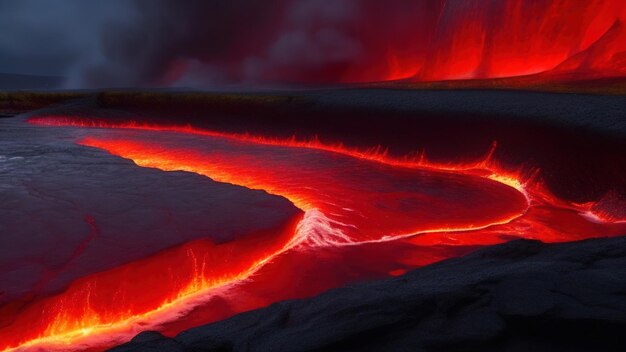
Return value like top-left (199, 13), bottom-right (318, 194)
top-left (2, 116), bottom-right (625, 351)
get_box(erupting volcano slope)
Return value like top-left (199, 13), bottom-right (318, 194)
top-left (1, 116), bottom-right (625, 351)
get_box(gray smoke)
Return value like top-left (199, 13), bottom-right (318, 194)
top-left (72, 0), bottom-right (375, 88)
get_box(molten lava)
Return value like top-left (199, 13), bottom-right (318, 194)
top-left (1, 116), bottom-right (625, 351)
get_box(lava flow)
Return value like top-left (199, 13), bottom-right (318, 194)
top-left (2, 116), bottom-right (625, 351)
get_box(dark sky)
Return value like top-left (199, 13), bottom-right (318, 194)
top-left (0, 0), bottom-right (130, 76)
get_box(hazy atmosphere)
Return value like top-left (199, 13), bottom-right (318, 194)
top-left (1, 2), bottom-right (626, 351)
top-left (3, 0), bottom-right (625, 89)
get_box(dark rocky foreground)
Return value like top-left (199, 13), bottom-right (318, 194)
top-left (111, 236), bottom-right (626, 352)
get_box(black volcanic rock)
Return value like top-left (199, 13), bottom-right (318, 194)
top-left (0, 117), bottom-right (300, 304)
top-left (110, 236), bottom-right (626, 352)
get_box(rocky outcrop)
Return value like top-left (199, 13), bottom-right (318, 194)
top-left (111, 236), bottom-right (626, 352)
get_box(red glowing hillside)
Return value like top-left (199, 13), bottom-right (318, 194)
top-left (0, 115), bottom-right (623, 351)
top-left (380, 1), bottom-right (626, 82)
top-left (255, 0), bottom-right (626, 84)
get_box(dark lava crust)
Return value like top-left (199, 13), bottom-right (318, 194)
top-left (111, 236), bottom-right (626, 352)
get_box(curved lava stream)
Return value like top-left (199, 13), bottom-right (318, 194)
top-left (2, 116), bottom-right (625, 351)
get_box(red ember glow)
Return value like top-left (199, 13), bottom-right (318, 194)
top-left (1, 116), bottom-right (625, 351)
top-left (342, 0), bottom-right (626, 82)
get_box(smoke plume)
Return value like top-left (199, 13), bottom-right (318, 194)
top-left (73, 0), bottom-right (626, 88)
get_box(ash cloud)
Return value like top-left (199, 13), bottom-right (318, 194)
top-left (69, 0), bottom-right (626, 88)
top-left (73, 0), bottom-right (410, 88)
top-left (76, 0), bottom-right (277, 88)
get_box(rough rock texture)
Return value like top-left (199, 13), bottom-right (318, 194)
top-left (0, 117), bottom-right (300, 303)
top-left (111, 236), bottom-right (626, 352)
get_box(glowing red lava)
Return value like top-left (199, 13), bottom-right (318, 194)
top-left (2, 116), bottom-right (625, 351)
top-left (355, 1), bottom-right (626, 82)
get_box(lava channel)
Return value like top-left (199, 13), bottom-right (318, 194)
top-left (2, 116), bottom-right (625, 351)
